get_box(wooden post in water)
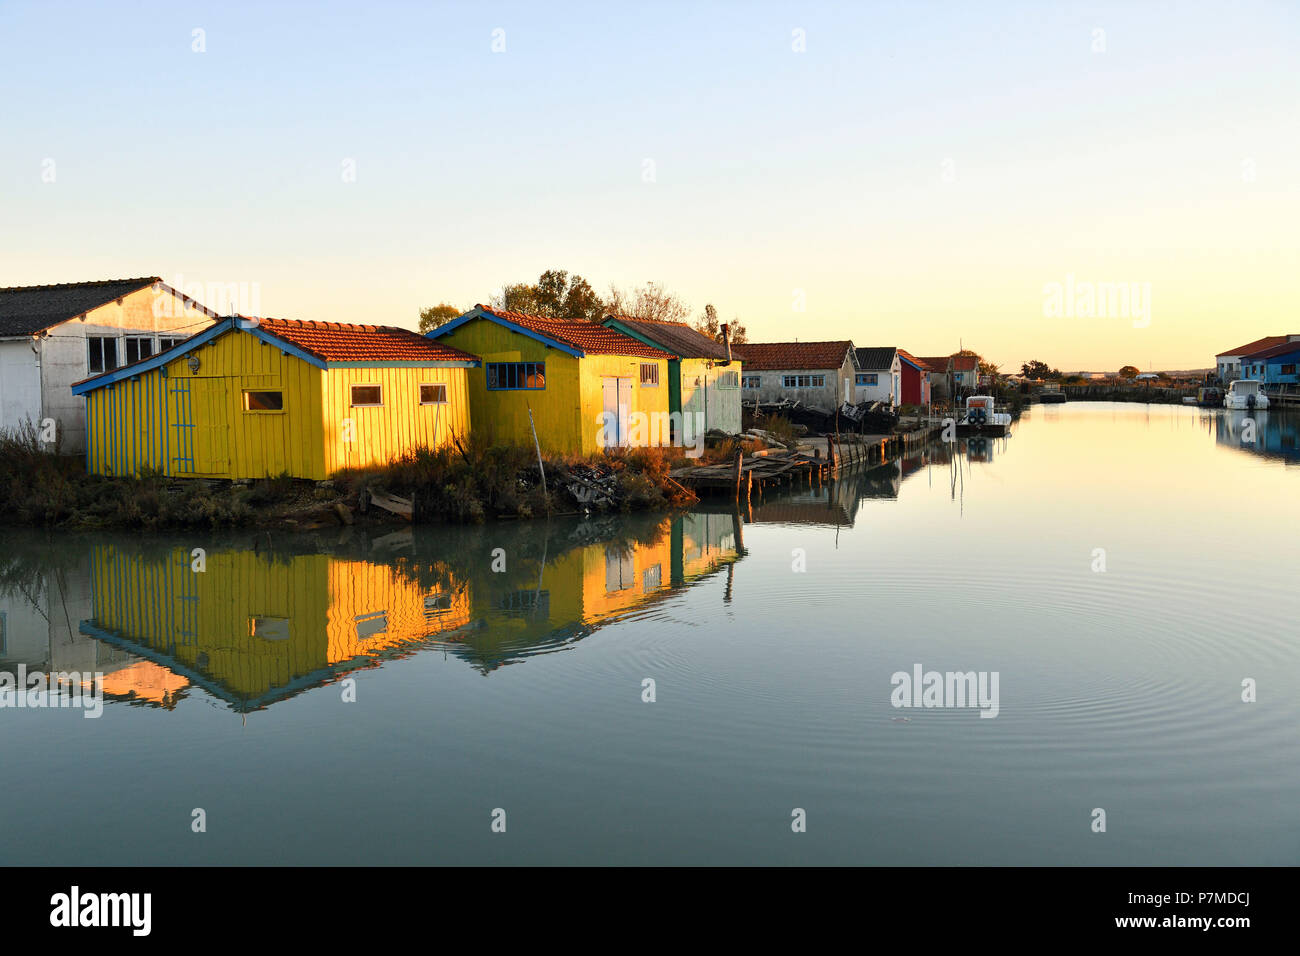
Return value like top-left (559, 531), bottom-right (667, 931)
top-left (527, 403), bottom-right (547, 497)
top-left (827, 434), bottom-right (836, 471)
top-left (732, 447), bottom-right (743, 501)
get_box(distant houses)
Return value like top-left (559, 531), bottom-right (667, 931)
top-left (0, 277), bottom-right (218, 453)
top-left (72, 316), bottom-right (478, 479)
top-left (1215, 335), bottom-right (1300, 382)
top-left (853, 348), bottom-right (902, 407)
top-left (601, 314), bottom-right (743, 436)
top-left (427, 305), bottom-right (675, 454)
top-left (731, 340), bottom-right (858, 409)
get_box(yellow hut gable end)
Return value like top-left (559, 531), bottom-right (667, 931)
top-left (72, 316), bottom-right (480, 480)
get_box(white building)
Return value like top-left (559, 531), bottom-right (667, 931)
top-left (853, 347), bottom-right (902, 407)
top-left (0, 278), bottom-right (217, 453)
top-left (733, 340), bottom-right (858, 412)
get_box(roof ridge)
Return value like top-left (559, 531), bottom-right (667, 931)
top-left (0, 276), bottom-right (159, 293)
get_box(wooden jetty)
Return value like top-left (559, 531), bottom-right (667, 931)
top-left (673, 426), bottom-right (940, 499)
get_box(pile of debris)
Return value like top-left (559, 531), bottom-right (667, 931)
top-left (838, 400), bottom-right (899, 434)
top-left (743, 399), bottom-right (834, 434)
top-left (556, 461), bottom-right (620, 511)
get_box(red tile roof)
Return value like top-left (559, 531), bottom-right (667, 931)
top-left (1219, 335), bottom-right (1290, 358)
top-left (476, 305), bottom-right (675, 359)
top-left (256, 317), bottom-right (478, 363)
top-left (950, 353), bottom-right (979, 372)
top-left (1240, 338), bottom-right (1300, 360)
top-left (916, 356), bottom-right (951, 372)
top-left (730, 340), bottom-right (853, 371)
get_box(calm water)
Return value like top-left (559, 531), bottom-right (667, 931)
top-left (2, 402), bottom-right (1297, 865)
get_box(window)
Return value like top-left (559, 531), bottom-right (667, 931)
top-left (158, 337), bottom-right (184, 352)
top-left (243, 390), bottom-right (284, 411)
top-left (354, 610), bottom-right (388, 639)
top-left (856, 373), bottom-right (878, 386)
top-left (639, 363), bottom-right (659, 386)
top-left (716, 370), bottom-right (739, 389)
top-left (782, 374), bottom-right (825, 388)
top-left (124, 336), bottom-right (154, 364)
top-left (419, 383), bottom-right (448, 404)
top-left (486, 362), bottom-right (545, 390)
top-left (249, 617), bottom-right (290, 642)
top-left (1282, 365), bottom-right (1297, 376)
top-left (350, 384), bottom-right (383, 406)
top-left (642, 564), bottom-right (662, 591)
top-left (88, 336), bottom-right (118, 374)
top-left (742, 375), bottom-right (761, 389)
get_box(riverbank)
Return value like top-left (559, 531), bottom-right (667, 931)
top-left (0, 431), bottom-right (704, 531)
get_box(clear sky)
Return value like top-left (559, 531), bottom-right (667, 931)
top-left (2, 0), bottom-right (1296, 371)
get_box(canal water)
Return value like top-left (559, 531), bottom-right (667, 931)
top-left (1, 402), bottom-right (1296, 865)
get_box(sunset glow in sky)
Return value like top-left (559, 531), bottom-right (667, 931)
top-left (3, 0), bottom-right (1297, 371)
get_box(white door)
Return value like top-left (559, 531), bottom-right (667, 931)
top-left (601, 377), bottom-right (632, 448)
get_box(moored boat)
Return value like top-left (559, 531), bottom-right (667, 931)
top-left (1224, 380), bottom-right (1269, 410)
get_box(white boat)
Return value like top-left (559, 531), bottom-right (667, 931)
top-left (1224, 379), bottom-right (1270, 410)
top-left (957, 395), bottom-right (1013, 432)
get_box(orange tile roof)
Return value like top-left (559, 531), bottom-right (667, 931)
top-left (256, 317), bottom-right (478, 363)
top-left (950, 353), bottom-right (979, 371)
top-left (476, 305), bottom-right (675, 359)
top-left (897, 349), bottom-right (930, 370)
top-left (730, 340), bottom-right (854, 371)
top-left (1217, 335), bottom-right (1288, 358)
top-left (916, 356), bottom-right (951, 371)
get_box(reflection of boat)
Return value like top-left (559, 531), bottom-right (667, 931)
top-left (1225, 379), bottom-right (1269, 409)
top-left (1036, 383), bottom-right (1067, 404)
top-left (956, 395), bottom-right (1012, 435)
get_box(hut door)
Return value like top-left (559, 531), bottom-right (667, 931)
top-left (601, 377), bottom-right (632, 448)
top-left (191, 378), bottom-right (230, 474)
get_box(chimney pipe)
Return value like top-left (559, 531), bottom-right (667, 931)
top-left (721, 323), bottom-right (732, 363)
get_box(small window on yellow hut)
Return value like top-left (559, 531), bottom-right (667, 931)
top-left (350, 385), bottom-right (383, 407)
top-left (419, 384), bottom-right (447, 405)
top-left (243, 390), bottom-right (284, 411)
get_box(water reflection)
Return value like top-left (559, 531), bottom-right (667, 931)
top-left (0, 513), bottom-right (741, 713)
top-left (1213, 408), bottom-right (1300, 464)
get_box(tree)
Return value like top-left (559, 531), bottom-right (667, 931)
top-left (1021, 360), bottom-right (1063, 380)
top-left (693, 303), bottom-right (749, 345)
top-left (621, 280), bottom-right (691, 324)
top-left (491, 269), bottom-right (607, 321)
top-left (417, 303), bottom-right (461, 334)
top-left (1118, 365), bottom-right (1140, 379)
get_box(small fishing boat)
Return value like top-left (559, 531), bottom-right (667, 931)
top-left (1196, 385), bottom-right (1224, 407)
top-left (956, 395), bottom-right (1012, 435)
top-left (1224, 379), bottom-right (1269, 410)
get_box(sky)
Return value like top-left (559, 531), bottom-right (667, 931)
top-left (1, 0), bottom-right (1297, 371)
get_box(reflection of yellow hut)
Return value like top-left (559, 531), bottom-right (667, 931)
top-left (77, 512), bottom-right (745, 703)
top-left (82, 544), bottom-right (472, 711)
top-left (447, 513), bottom-right (741, 672)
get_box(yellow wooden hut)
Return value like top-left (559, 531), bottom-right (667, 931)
top-left (426, 305), bottom-right (675, 454)
top-left (71, 316), bottom-right (479, 479)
